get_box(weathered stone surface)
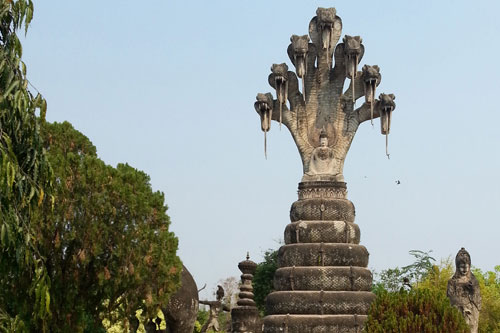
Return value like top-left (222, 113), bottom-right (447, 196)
top-left (284, 220), bottom-right (360, 244)
top-left (232, 307), bottom-right (261, 333)
top-left (278, 243), bottom-right (369, 267)
top-left (447, 248), bottom-right (481, 333)
top-left (161, 265), bottom-right (198, 333)
top-left (231, 254), bottom-right (262, 333)
top-left (253, 6), bottom-right (395, 330)
top-left (263, 314), bottom-right (367, 333)
top-left (273, 266), bottom-right (372, 291)
top-left (266, 291), bottom-right (375, 315)
top-left (290, 197), bottom-right (355, 222)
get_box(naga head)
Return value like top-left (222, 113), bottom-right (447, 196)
top-left (290, 34), bottom-right (309, 78)
top-left (254, 93), bottom-right (274, 132)
top-left (271, 63), bottom-right (289, 87)
top-left (362, 65), bottom-right (381, 104)
top-left (343, 35), bottom-right (363, 79)
top-left (316, 7), bottom-right (336, 25)
top-left (316, 7), bottom-right (337, 50)
top-left (378, 93), bottom-right (396, 135)
top-left (271, 63), bottom-right (289, 105)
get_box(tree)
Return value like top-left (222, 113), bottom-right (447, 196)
top-left (217, 276), bottom-right (239, 309)
top-left (471, 266), bottom-right (500, 333)
top-left (30, 121), bottom-right (182, 331)
top-left (372, 250), bottom-right (436, 293)
top-left (252, 249), bottom-right (278, 315)
top-left (373, 252), bottom-right (500, 332)
top-left (0, 0), bottom-right (52, 331)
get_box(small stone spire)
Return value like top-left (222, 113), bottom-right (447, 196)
top-left (237, 252), bottom-right (257, 307)
top-left (231, 253), bottom-right (261, 332)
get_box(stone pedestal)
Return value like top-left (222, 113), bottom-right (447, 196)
top-left (263, 182), bottom-right (374, 333)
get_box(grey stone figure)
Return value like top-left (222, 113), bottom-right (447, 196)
top-left (253, 6), bottom-right (396, 333)
top-left (447, 248), bottom-right (481, 333)
top-left (199, 286), bottom-right (230, 333)
top-left (161, 265), bottom-right (199, 333)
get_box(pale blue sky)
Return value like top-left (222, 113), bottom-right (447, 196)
top-left (22, 1), bottom-right (500, 299)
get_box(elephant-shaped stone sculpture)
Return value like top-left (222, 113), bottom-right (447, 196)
top-left (162, 265), bottom-right (199, 333)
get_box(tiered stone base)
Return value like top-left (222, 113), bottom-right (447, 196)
top-left (263, 315), bottom-right (367, 333)
top-left (263, 182), bottom-right (374, 333)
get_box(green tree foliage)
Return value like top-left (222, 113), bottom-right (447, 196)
top-left (416, 257), bottom-right (454, 294)
top-left (373, 250), bottom-right (435, 293)
top-left (472, 266), bottom-right (500, 333)
top-left (373, 252), bottom-right (500, 332)
top-left (0, 0), bottom-right (53, 331)
top-left (252, 249), bottom-right (278, 315)
top-left (365, 289), bottom-right (469, 332)
top-left (30, 121), bottom-right (182, 331)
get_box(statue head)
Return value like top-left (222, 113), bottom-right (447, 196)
top-left (216, 285), bottom-right (224, 301)
top-left (319, 129), bottom-right (328, 147)
top-left (316, 7), bottom-right (337, 26)
top-left (455, 247), bottom-right (471, 277)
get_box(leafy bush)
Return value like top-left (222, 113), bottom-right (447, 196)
top-left (474, 266), bottom-right (500, 332)
top-left (364, 289), bottom-right (468, 332)
top-left (252, 249), bottom-right (278, 315)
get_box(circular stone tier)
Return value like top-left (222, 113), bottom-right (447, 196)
top-left (273, 266), bottom-right (372, 291)
top-left (278, 244), bottom-right (369, 267)
top-left (266, 291), bottom-right (375, 315)
top-left (290, 198), bottom-right (355, 222)
top-left (263, 314), bottom-right (367, 333)
top-left (284, 220), bottom-right (360, 244)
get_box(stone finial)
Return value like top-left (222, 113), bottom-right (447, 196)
top-left (447, 247), bottom-right (482, 333)
top-left (237, 253), bottom-right (257, 306)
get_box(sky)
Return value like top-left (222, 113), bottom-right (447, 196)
top-left (21, 1), bottom-right (500, 300)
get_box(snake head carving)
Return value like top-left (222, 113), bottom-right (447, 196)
top-left (289, 35), bottom-right (309, 78)
top-left (270, 63), bottom-right (289, 104)
top-left (362, 65), bottom-right (381, 104)
top-left (343, 35), bottom-right (364, 79)
top-left (254, 93), bottom-right (274, 132)
top-left (378, 93), bottom-right (396, 135)
top-left (316, 7), bottom-right (337, 50)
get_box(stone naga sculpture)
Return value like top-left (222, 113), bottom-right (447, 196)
top-left (447, 248), bottom-right (481, 333)
top-left (252, 7), bottom-right (397, 333)
top-left (255, 7), bottom-right (396, 169)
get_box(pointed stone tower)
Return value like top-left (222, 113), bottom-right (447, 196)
top-left (231, 253), bottom-right (262, 333)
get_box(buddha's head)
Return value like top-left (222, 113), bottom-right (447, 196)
top-left (319, 130), bottom-right (328, 147)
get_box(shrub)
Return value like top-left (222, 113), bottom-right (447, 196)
top-left (364, 289), bottom-right (468, 333)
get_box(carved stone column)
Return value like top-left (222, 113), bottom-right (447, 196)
top-left (263, 182), bottom-right (373, 332)
top-left (231, 254), bottom-right (262, 333)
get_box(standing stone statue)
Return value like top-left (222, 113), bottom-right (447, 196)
top-left (447, 248), bottom-right (481, 333)
top-left (199, 286), bottom-right (230, 332)
top-left (253, 6), bottom-right (396, 333)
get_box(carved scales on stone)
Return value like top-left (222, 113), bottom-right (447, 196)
top-left (252, 7), bottom-right (397, 333)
